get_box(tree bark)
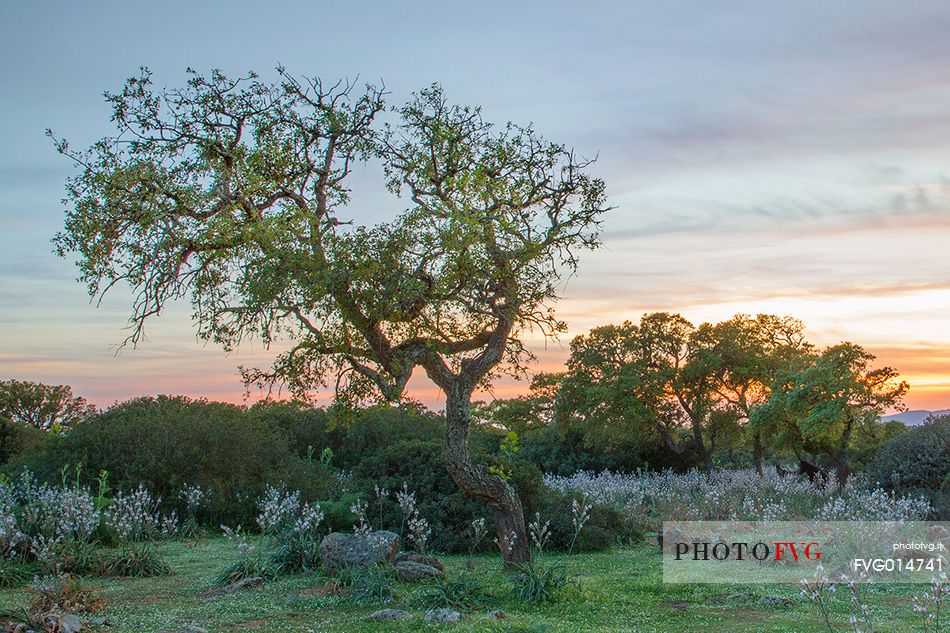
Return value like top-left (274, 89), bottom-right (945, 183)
top-left (442, 381), bottom-right (531, 567)
top-left (752, 432), bottom-right (764, 476)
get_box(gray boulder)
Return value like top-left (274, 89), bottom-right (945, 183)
top-left (395, 560), bottom-right (445, 581)
top-left (202, 575), bottom-right (264, 597)
top-left (368, 609), bottom-right (412, 621)
top-left (394, 551), bottom-right (444, 572)
top-left (319, 530), bottom-right (400, 570)
top-left (58, 615), bottom-right (84, 633)
top-left (425, 608), bottom-right (467, 624)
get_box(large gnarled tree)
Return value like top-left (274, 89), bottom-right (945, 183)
top-left (51, 67), bottom-right (609, 565)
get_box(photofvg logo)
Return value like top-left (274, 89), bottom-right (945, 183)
top-left (673, 539), bottom-right (822, 563)
top-left (662, 521), bottom-right (950, 584)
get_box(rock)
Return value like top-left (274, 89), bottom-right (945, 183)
top-left (424, 608), bottom-right (467, 624)
top-left (758, 595), bottom-right (794, 607)
top-left (395, 560), bottom-right (445, 581)
top-left (487, 609), bottom-right (507, 619)
top-left (394, 551), bottom-right (445, 572)
top-left (319, 531), bottom-right (400, 570)
top-left (660, 526), bottom-right (690, 551)
top-left (58, 615), bottom-right (84, 633)
top-left (202, 576), bottom-right (265, 597)
top-left (368, 609), bottom-right (412, 621)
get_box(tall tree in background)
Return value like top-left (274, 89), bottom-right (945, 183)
top-left (690, 314), bottom-right (812, 474)
top-left (474, 372), bottom-right (562, 437)
top-left (0, 379), bottom-right (95, 431)
top-left (751, 343), bottom-right (908, 486)
top-left (559, 313), bottom-right (723, 472)
top-left (0, 380), bottom-right (96, 461)
top-left (50, 67), bottom-right (609, 565)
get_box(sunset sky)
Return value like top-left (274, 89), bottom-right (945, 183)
top-left (2, 1), bottom-right (949, 412)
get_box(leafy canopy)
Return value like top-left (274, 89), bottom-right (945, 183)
top-left (51, 67), bottom-right (609, 406)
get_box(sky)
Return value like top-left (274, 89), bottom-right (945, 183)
top-left (1, 1), bottom-right (949, 412)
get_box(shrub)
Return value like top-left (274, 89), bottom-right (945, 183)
top-left (7, 396), bottom-right (300, 526)
top-left (350, 439), bottom-right (486, 553)
top-left (0, 558), bottom-right (36, 588)
top-left (20, 574), bottom-right (107, 625)
top-left (104, 484), bottom-right (178, 542)
top-left (868, 414), bottom-right (950, 518)
top-left (255, 486), bottom-right (325, 573)
top-left (335, 564), bottom-right (396, 604)
top-left (97, 542), bottom-right (171, 577)
top-left (530, 491), bottom-right (631, 552)
top-left (545, 468), bottom-right (932, 530)
top-left (213, 527), bottom-right (280, 586)
top-left (508, 561), bottom-right (571, 603)
top-left (416, 572), bottom-right (496, 610)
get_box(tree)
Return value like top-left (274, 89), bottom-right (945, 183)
top-left (751, 343), bottom-right (908, 486)
top-left (0, 380), bottom-right (96, 461)
top-left (559, 313), bottom-right (726, 472)
top-left (50, 67), bottom-right (609, 565)
top-left (689, 314), bottom-right (812, 474)
top-left (0, 379), bottom-right (95, 431)
top-left (474, 372), bottom-right (562, 437)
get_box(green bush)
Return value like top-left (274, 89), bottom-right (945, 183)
top-left (508, 560), bottom-right (572, 603)
top-left (97, 543), bottom-right (171, 577)
top-left (5, 396), bottom-right (315, 526)
top-left (415, 571), bottom-right (496, 610)
top-left (868, 414), bottom-right (950, 518)
top-left (351, 438), bottom-right (487, 553)
top-left (335, 564), bottom-right (396, 604)
top-left (530, 490), bottom-right (634, 552)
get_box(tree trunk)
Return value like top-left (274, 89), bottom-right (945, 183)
top-left (691, 421), bottom-right (714, 474)
top-left (442, 381), bottom-right (531, 567)
top-left (834, 460), bottom-right (850, 488)
top-left (833, 418), bottom-right (854, 488)
top-left (752, 432), bottom-right (764, 476)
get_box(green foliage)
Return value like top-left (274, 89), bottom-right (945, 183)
top-left (213, 551), bottom-right (281, 587)
top-left (351, 438), bottom-right (486, 553)
top-left (7, 396), bottom-right (333, 526)
top-left (52, 540), bottom-right (99, 576)
top-left (752, 343), bottom-right (908, 482)
top-left (335, 565), bottom-right (396, 604)
top-left (508, 560), bottom-right (572, 603)
top-left (415, 571), bottom-right (496, 610)
top-left (0, 559), bottom-right (37, 588)
top-left (0, 380), bottom-right (96, 433)
top-left (97, 543), bottom-right (171, 577)
top-left (868, 414), bottom-right (950, 518)
top-left (530, 491), bottom-right (634, 552)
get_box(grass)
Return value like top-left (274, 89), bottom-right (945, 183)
top-left (0, 537), bottom-right (931, 632)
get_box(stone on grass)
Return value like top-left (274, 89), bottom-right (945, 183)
top-left (58, 614), bottom-right (84, 633)
top-left (758, 595), bottom-right (794, 607)
top-left (202, 576), bottom-right (264, 597)
top-left (395, 560), bottom-right (445, 581)
top-left (487, 610), bottom-right (507, 619)
top-left (319, 531), bottom-right (400, 570)
top-left (425, 608), bottom-right (467, 624)
top-left (394, 551), bottom-right (445, 573)
top-left (368, 609), bottom-right (412, 621)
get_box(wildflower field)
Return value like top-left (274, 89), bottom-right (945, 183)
top-left (0, 538), bottom-right (939, 632)
top-left (0, 468), bottom-right (944, 632)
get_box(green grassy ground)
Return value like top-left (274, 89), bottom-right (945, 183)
top-left (0, 538), bottom-right (930, 632)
